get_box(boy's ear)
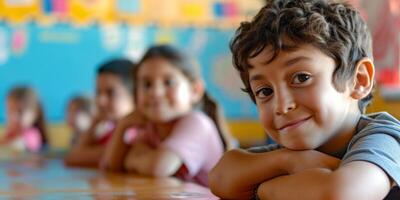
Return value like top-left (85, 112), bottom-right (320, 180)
top-left (350, 58), bottom-right (375, 100)
top-left (191, 80), bottom-right (205, 103)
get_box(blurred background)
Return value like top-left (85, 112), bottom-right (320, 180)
top-left (0, 0), bottom-right (399, 149)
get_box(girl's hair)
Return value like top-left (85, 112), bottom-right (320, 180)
top-left (7, 86), bottom-right (48, 146)
top-left (134, 45), bottom-right (233, 150)
top-left (97, 58), bottom-right (136, 91)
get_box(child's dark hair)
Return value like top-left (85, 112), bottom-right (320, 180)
top-left (67, 95), bottom-right (94, 114)
top-left (97, 59), bottom-right (136, 91)
top-left (231, 0), bottom-right (373, 113)
top-left (7, 86), bottom-right (48, 147)
top-left (134, 44), bottom-right (233, 150)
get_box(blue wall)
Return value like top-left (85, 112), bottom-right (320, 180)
top-left (0, 22), bottom-right (257, 122)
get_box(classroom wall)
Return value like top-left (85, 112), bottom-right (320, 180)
top-left (0, 23), bottom-right (259, 123)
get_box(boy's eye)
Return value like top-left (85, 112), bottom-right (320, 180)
top-left (142, 80), bottom-right (152, 89)
top-left (106, 89), bottom-right (115, 98)
top-left (165, 78), bottom-right (175, 87)
top-left (255, 88), bottom-right (273, 99)
top-left (292, 73), bottom-right (311, 84)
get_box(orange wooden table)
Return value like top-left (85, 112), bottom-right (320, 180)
top-left (0, 155), bottom-right (219, 200)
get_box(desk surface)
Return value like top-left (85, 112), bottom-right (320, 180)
top-left (0, 156), bottom-right (218, 200)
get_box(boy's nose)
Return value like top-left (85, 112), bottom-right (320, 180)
top-left (97, 94), bottom-right (109, 108)
top-left (149, 83), bottom-right (166, 97)
top-left (274, 89), bottom-right (296, 115)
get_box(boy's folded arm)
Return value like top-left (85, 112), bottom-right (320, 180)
top-left (208, 148), bottom-right (289, 199)
top-left (257, 160), bottom-right (392, 200)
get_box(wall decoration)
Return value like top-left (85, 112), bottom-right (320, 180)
top-left (0, 0), bottom-right (264, 28)
top-left (0, 0), bottom-right (40, 23)
top-left (0, 27), bottom-right (9, 65)
top-left (68, 0), bottom-right (112, 25)
top-left (180, 0), bottom-right (211, 25)
top-left (116, 0), bottom-right (140, 14)
top-left (124, 26), bottom-right (147, 62)
top-left (100, 24), bottom-right (122, 51)
top-left (11, 27), bottom-right (28, 55)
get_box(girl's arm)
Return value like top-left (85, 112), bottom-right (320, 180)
top-left (101, 111), bottom-right (148, 171)
top-left (209, 149), bottom-right (340, 200)
top-left (123, 141), bottom-right (182, 177)
top-left (102, 112), bottom-right (136, 171)
top-left (257, 161), bottom-right (391, 200)
top-left (0, 124), bottom-right (21, 144)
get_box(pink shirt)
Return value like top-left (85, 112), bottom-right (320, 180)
top-left (22, 127), bottom-right (42, 152)
top-left (130, 111), bottom-right (224, 186)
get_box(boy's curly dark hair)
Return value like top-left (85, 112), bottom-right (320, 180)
top-left (231, 0), bottom-right (373, 113)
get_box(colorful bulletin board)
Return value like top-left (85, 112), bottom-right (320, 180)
top-left (0, 0), bottom-right (266, 123)
top-left (0, 22), bottom-right (258, 122)
top-left (0, 0), bottom-right (265, 27)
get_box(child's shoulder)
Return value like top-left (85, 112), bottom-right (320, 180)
top-left (176, 111), bottom-right (216, 131)
top-left (351, 112), bottom-right (400, 144)
top-left (358, 112), bottom-right (400, 132)
top-left (181, 111), bottom-right (212, 123)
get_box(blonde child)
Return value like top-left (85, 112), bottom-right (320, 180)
top-left (1, 86), bottom-right (48, 153)
top-left (64, 59), bottom-right (135, 167)
top-left (102, 45), bottom-right (233, 186)
top-left (65, 95), bottom-right (94, 146)
top-left (209, 0), bottom-right (400, 199)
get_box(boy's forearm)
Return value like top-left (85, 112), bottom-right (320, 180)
top-left (209, 149), bottom-right (289, 199)
top-left (257, 168), bottom-right (334, 200)
top-left (257, 161), bottom-right (391, 200)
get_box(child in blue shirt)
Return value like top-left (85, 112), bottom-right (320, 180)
top-left (209, 0), bottom-right (400, 199)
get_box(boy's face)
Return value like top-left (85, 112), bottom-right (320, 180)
top-left (248, 45), bottom-right (360, 151)
top-left (96, 73), bottom-right (133, 121)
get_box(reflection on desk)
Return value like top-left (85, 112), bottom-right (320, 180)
top-left (0, 156), bottom-right (219, 200)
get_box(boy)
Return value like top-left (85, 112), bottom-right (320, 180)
top-left (209, 0), bottom-right (400, 199)
top-left (64, 59), bottom-right (135, 167)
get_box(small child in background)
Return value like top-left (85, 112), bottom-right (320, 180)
top-left (65, 95), bottom-right (94, 146)
top-left (0, 86), bottom-right (48, 153)
top-left (102, 45), bottom-right (234, 186)
top-left (64, 59), bottom-right (135, 167)
top-left (209, 0), bottom-right (400, 199)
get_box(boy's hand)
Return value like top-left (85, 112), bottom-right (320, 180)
top-left (209, 149), bottom-right (288, 199)
top-left (283, 149), bottom-right (340, 174)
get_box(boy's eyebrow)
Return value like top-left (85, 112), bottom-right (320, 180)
top-left (284, 56), bottom-right (311, 67)
top-left (250, 56), bottom-right (311, 83)
top-left (250, 74), bottom-right (265, 82)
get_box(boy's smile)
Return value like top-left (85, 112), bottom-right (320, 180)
top-left (276, 115), bottom-right (312, 132)
top-left (248, 44), bottom-right (361, 152)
